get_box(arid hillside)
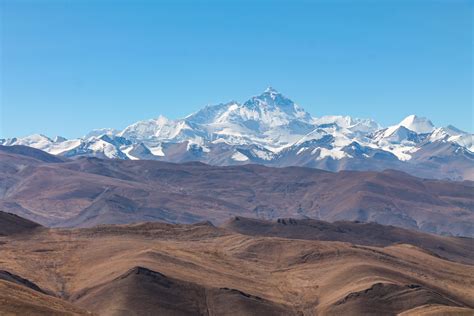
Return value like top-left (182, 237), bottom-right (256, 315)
top-left (0, 212), bottom-right (473, 315)
top-left (223, 217), bottom-right (474, 265)
top-left (1, 145), bottom-right (473, 236)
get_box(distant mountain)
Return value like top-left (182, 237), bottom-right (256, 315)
top-left (0, 211), bottom-right (42, 236)
top-left (1, 88), bottom-right (472, 180)
top-left (1, 146), bottom-right (473, 236)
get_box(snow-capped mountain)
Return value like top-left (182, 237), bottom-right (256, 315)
top-left (373, 115), bottom-right (434, 144)
top-left (2, 88), bottom-right (473, 180)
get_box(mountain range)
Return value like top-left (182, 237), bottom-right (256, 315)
top-left (1, 145), bottom-right (472, 237)
top-left (2, 87), bottom-right (473, 180)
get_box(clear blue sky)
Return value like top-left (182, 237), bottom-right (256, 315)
top-left (1, 0), bottom-right (472, 138)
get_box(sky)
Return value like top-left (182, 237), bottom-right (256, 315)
top-left (0, 0), bottom-right (472, 139)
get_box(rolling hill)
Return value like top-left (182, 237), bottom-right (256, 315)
top-left (0, 212), bottom-right (472, 315)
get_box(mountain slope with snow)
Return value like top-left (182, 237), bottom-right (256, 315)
top-left (1, 88), bottom-right (472, 180)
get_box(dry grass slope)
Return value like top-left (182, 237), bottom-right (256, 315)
top-left (0, 212), bottom-right (472, 315)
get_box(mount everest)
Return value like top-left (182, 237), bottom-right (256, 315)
top-left (2, 87), bottom-right (473, 180)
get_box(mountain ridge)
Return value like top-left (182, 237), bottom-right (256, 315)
top-left (1, 146), bottom-right (473, 237)
top-left (2, 88), bottom-right (473, 180)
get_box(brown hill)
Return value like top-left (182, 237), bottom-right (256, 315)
top-left (0, 216), bottom-right (472, 315)
top-left (1, 145), bottom-right (473, 236)
top-left (222, 217), bottom-right (474, 264)
top-left (0, 211), bottom-right (42, 236)
top-left (73, 266), bottom-right (295, 316)
top-left (325, 282), bottom-right (461, 315)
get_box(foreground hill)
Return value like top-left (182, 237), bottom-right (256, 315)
top-left (0, 212), bottom-right (472, 315)
top-left (1, 145), bottom-right (473, 236)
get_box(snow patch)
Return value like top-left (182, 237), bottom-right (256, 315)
top-left (232, 151), bottom-right (249, 161)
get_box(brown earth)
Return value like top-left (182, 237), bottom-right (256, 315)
top-left (0, 212), bottom-right (472, 315)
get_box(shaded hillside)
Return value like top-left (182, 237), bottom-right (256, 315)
top-left (0, 270), bottom-right (47, 294)
top-left (0, 211), bottom-right (42, 236)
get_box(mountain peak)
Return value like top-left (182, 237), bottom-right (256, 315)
top-left (398, 114), bottom-right (434, 134)
top-left (155, 115), bottom-right (169, 125)
top-left (264, 86), bottom-right (279, 95)
top-left (241, 88), bottom-right (312, 124)
top-left (245, 88), bottom-right (292, 109)
top-left (53, 136), bottom-right (67, 143)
